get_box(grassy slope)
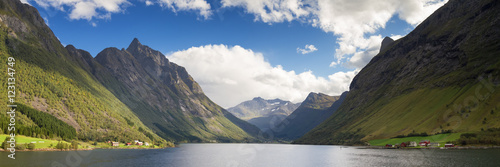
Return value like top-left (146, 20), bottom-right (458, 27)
top-left (353, 85), bottom-right (500, 141)
top-left (0, 134), bottom-right (162, 149)
top-left (296, 81), bottom-right (500, 145)
top-left (0, 0), bottom-right (166, 144)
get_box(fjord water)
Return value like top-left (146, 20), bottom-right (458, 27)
top-left (2, 144), bottom-right (500, 167)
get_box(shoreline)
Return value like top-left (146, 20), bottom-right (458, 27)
top-left (0, 148), bottom-right (94, 152)
top-left (362, 146), bottom-right (500, 149)
top-left (0, 146), bottom-right (169, 152)
top-left (3, 143), bottom-right (500, 152)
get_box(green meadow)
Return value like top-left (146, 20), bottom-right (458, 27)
top-left (369, 133), bottom-right (462, 147)
top-left (0, 134), bottom-right (71, 149)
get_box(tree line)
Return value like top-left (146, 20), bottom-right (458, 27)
top-left (0, 103), bottom-right (76, 141)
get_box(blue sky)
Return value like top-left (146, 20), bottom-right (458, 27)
top-left (25, 0), bottom-right (448, 107)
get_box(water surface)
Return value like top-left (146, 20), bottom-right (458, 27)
top-left (1, 144), bottom-right (499, 166)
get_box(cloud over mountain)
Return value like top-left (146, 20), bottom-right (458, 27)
top-left (221, 0), bottom-right (448, 68)
top-left (167, 44), bottom-right (357, 107)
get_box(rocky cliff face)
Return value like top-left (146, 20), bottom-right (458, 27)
top-left (94, 38), bottom-right (260, 142)
top-left (296, 0), bottom-right (500, 145)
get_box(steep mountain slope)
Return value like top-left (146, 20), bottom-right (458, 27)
top-left (228, 97), bottom-right (300, 131)
top-left (0, 0), bottom-right (165, 144)
top-left (296, 0), bottom-right (500, 145)
top-left (275, 92), bottom-right (344, 140)
top-left (93, 39), bottom-right (260, 142)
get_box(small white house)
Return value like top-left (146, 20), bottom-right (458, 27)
top-left (429, 143), bottom-right (440, 147)
top-left (145, 142), bottom-right (150, 146)
top-left (409, 141), bottom-right (417, 147)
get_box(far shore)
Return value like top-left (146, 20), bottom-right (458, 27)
top-left (4, 143), bottom-right (500, 152)
top-left (362, 146), bottom-right (500, 149)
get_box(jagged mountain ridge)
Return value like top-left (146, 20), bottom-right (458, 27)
top-left (93, 38), bottom-right (260, 142)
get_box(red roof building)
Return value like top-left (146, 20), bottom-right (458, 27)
top-left (419, 140), bottom-right (430, 146)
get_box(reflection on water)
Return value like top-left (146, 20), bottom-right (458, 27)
top-left (1, 144), bottom-right (500, 167)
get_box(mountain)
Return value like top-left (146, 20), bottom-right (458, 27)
top-left (228, 97), bottom-right (300, 131)
top-left (274, 92), bottom-right (344, 140)
top-left (295, 0), bottom-right (500, 145)
top-left (0, 0), bottom-right (259, 144)
top-left (93, 38), bottom-right (260, 142)
top-left (0, 0), bottom-right (166, 145)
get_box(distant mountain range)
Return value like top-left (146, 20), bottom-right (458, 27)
top-left (295, 0), bottom-right (500, 145)
top-left (227, 97), bottom-right (300, 131)
top-left (0, 0), bottom-right (259, 144)
top-left (274, 92), bottom-right (345, 140)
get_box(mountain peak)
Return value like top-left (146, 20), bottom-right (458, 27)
top-left (301, 92), bottom-right (339, 109)
top-left (128, 38), bottom-right (142, 50)
top-left (252, 97), bottom-right (264, 101)
top-left (380, 36), bottom-right (394, 52)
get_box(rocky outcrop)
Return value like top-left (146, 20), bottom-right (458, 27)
top-left (379, 36), bottom-right (394, 52)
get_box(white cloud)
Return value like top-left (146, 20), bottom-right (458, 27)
top-left (221, 0), bottom-right (311, 23)
top-left (397, 0), bottom-right (448, 25)
top-left (222, 0), bottom-right (448, 69)
top-left (345, 35), bottom-right (383, 69)
top-left (43, 17), bottom-right (49, 26)
top-left (167, 44), bottom-right (357, 108)
top-left (32, 0), bottom-right (130, 21)
top-left (157, 0), bottom-right (212, 19)
top-left (297, 44), bottom-right (317, 54)
top-left (390, 34), bottom-right (404, 40)
top-left (31, 0), bottom-right (212, 21)
top-left (20, 0), bottom-right (30, 5)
